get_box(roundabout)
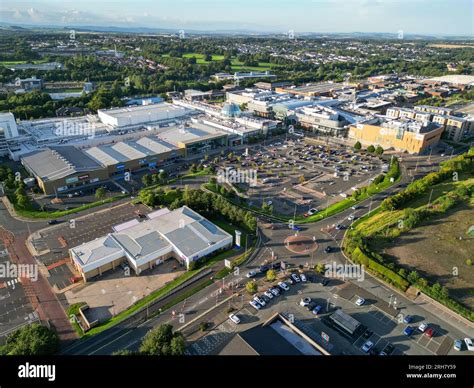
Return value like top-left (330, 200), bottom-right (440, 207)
top-left (284, 234), bottom-right (319, 255)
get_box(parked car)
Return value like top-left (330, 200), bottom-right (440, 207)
top-left (264, 290), bottom-right (274, 299)
top-left (425, 328), bottom-right (434, 338)
top-left (258, 265), bottom-right (269, 273)
top-left (380, 343), bottom-right (394, 356)
top-left (464, 338), bottom-right (474, 351)
top-left (291, 273), bottom-right (301, 283)
top-left (229, 314), bottom-right (241, 324)
top-left (300, 273), bottom-right (307, 282)
top-left (403, 326), bottom-right (415, 336)
top-left (417, 322), bottom-right (428, 333)
top-left (253, 295), bottom-right (266, 307)
top-left (363, 329), bottom-right (373, 339)
top-left (355, 297), bottom-right (365, 306)
top-left (319, 277), bottom-right (329, 286)
top-left (269, 287), bottom-right (280, 296)
top-left (324, 246), bottom-right (332, 253)
top-left (361, 341), bottom-right (374, 353)
top-left (249, 300), bottom-right (261, 311)
top-left (278, 282), bottom-right (290, 291)
top-left (453, 339), bottom-right (463, 351)
top-left (299, 297), bottom-right (311, 307)
top-left (312, 305), bottom-right (323, 315)
top-left (246, 271), bottom-right (257, 278)
top-left (403, 315), bottom-right (413, 324)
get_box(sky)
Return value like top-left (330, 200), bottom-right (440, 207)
top-left (0, 0), bottom-right (473, 36)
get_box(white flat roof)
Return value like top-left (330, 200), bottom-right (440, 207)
top-left (98, 103), bottom-right (185, 119)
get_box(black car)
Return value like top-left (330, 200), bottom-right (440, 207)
top-left (47, 219), bottom-right (58, 225)
top-left (324, 246), bottom-right (332, 253)
top-left (258, 265), bottom-right (270, 273)
top-left (271, 262), bottom-right (281, 270)
top-left (363, 329), bottom-right (374, 339)
top-left (319, 278), bottom-right (330, 286)
top-left (380, 343), bottom-right (394, 356)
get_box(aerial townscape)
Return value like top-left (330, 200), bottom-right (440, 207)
top-left (0, 0), bottom-right (473, 385)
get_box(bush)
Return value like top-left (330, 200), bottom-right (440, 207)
top-left (0, 324), bottom-right (59, 356)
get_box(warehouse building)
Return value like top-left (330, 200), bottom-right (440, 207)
top-left (97, 103), bottom-right (188, 129)
top-left (70, 206), bottom-right (233, 282)
top-left (21, 146), bottom-right (107, 195)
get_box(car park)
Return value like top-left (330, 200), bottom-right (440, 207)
top-left (355, 297), bottom-right (365, 306)
top-left (229, 314), bottom-right (241, 324)
top-left (464, 338), bottom-right (474, 351)
top-left (403, 326), bottom-right (415, 336)
top-left (278, 281), bottom-right (290, 291)
top-left (361, 341), bottom-right (374, 353)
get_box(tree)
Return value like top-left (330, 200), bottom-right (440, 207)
top-left (354, 141), bottom-right (362, 151)
top-left (158, 170), bottom-right (168, 183)
top-left (139, 324), bottom-right (185, 356)
top-left (315, 263), bottom-right (326, 274)
top-left (367, 145), bottom-right (375, 153)
top-left (246, 281), bottom-right (258, 294)
top-left (375, 145), bottom-right (384, 156)
top-left (142, 174), bottom-right (153, 187)
top-left (95, 187), bottom-right (106, 200)
top-left (266, 269), bottom-right (276, 282)
top-left (0, 324), bottom-right (59, 355)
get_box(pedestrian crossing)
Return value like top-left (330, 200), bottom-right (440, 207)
top-left (4, 278), bottom-right (20, 288)
top-left (185, 318), bottom-right (237, 355)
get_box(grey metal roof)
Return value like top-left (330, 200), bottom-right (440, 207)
top-left (21, 146), bottom-right (102, 181)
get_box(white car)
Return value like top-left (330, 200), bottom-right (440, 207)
top-left (355, 297), bottom-right (365, 306)
top-left (264, 290), bottom-right (274, 299)
top-left (300, 273), bottom-right (307, 282)
top-left (347, 214), bottom-right (356, 221)
top-left (253, 295), bottom-right (266, 307)
top-left (464, 338), bottom-right (474, 351)
top-left (249, 300), bottom-right (261, 310)
top-left (361, 341), bottom-right (374, 353)
top-left (229, 314), bottom-right (241, 324)
top-left (417, 322), bottom-right (428, 333)
top-left (278, 281), bottom-right (290, 291)
top-left (299, 297), bottom-right (312, 307)
top-left (246, 271), bottom-right (257, 278)
top-left (269, 288), bottom-right (280, 296)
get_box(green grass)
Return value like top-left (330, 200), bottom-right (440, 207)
top-left (0, 59), bottom-right (48, 66)
top-left (13, 194), bottom-right (128, 219)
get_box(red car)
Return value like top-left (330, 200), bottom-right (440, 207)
top-left (425, 328), bottom-right (434, 338)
